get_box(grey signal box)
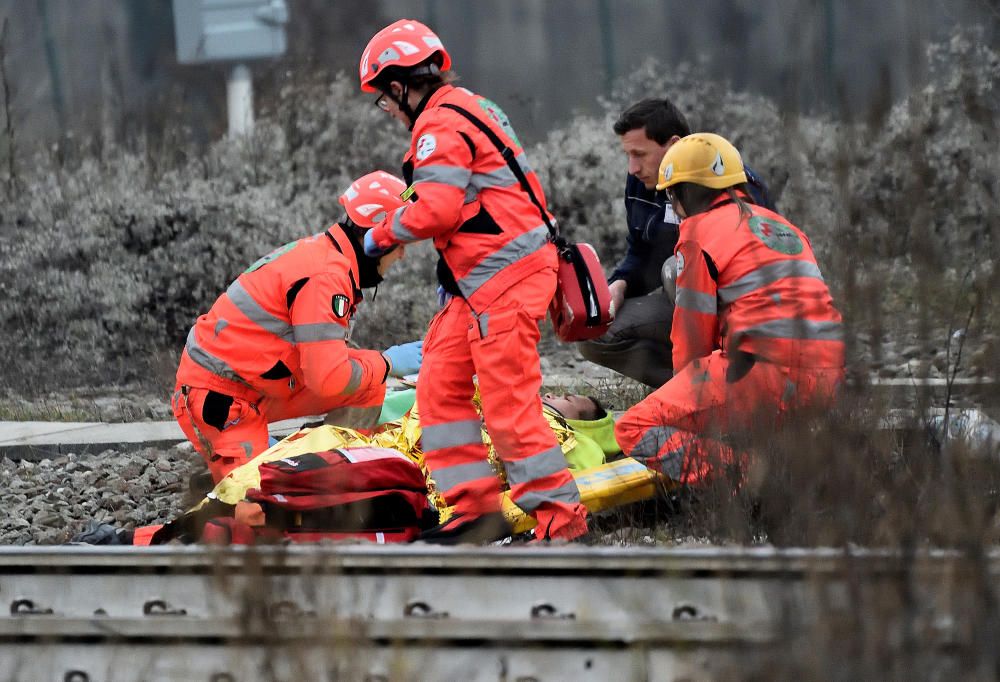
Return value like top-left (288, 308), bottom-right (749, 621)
top-left (173, 0), bottom-right (288, 64)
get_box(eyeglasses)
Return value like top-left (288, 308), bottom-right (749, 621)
top-left (374, 93), bottom-right (391, 111)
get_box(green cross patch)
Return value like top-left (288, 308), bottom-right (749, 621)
top-left (748, 216), bottom-right (804, 255)
top-left (477, 97), bottom-right (521, 148)
top-left (244, 240), bottom-right (298, 274)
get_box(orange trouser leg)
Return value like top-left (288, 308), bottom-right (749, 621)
top-left (260, 378), bottom-right (386, 426)
top-left (418, 297), bottom-right (501, 516)
top-left (615, 351), bottom-right (772, 485)
top-left (472, 271), bottom-right (587, 540)
top-left (171, 385), bottom-right (269, 483)
top-left (615, 350), bottom-right (844, 485)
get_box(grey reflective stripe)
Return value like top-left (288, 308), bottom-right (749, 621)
top-left (213, 319), bottom-right (228, 337)
top-left (464, 185), bottom-right (478, 204)
top-left (514, 478), bottom-right (581, 513)
top-left (422, 419), bottom-right (484, 451)
top-left (738, 318), bottom-right (843, 342)
top-left (504, 445), bottom-right (568, 486)
top-left (413, 164), bottom-right (472, 188)
top-left (471, 166), bottom-right (517, 190)
top-left (293, 322), bottom-right (348, 343)
top-left (632, 425), bottom-right (682, 461)
top-left (391, 208), bottom-right (419, 242)
top-left (658, 445), bottom-right (686, 480)
top-left (477, 313), bottom-right (489, 338)
top-left (433, 460), bottom-right (497, 494)
top-left (226, 280), bottom-right (293, 342)
top-left (457, 224), bottom-right (549, 299)
top-left (676, 288), bottom-right (717, 314)
top-left (718, 260), bottom-right (825, 305)
top-left (339, 360), bottom-right (363, 396)
top-left (631, 425), bottom-right (686, 480)
top-left (324, 403), bottom-right (382, 430)
top-left (185, 328), bottom-right (253, 387)
top-left (471, 153), bottom-right (533, 191)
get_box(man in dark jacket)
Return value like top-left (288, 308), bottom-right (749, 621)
top-left (579, 98), bottom-right (773, 387)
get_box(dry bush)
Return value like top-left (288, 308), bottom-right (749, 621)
top-left (0, 28), bottom-right (996, 398)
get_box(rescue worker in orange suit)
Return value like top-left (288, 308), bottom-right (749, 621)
top-left (172, 171), bottom-right (424, 484)
top-left (358, 19), bottom-right (588, 543)
top-left (615, 133), bottom-right (845, 485)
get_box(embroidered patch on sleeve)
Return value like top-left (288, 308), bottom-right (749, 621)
top-left (415, 133), bottom-right (437, 161)
top-left (331, 294), bottom-right (350, 318)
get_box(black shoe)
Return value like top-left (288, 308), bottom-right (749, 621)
top-left (416, 512), bottom-right (513, 545)
top-left (69, 521), bottom-right (133, 545)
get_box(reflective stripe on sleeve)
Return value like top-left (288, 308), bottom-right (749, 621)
top-left (503, 445), bottom-right (568, 486)
top-left (675, 288), bottom-right (717, 315)
top-left (718, 260), bottom-right (825, 305)
top-left (413, 164), bottom-right (472, 189)
top-left (225, 280), bottom-right (293, 341)
top-left (422, 419), bottom-right (484, 452)
top-left (338, 359), bottom-right (363, 396)
top-left (456, 224), bottom-right (549, 299)
top-left (391, 208), bottom-right (419, 242)
top-left (293, 322), bottom-right (348, 343)
top-left (432, 460), bottom-right (497, 495)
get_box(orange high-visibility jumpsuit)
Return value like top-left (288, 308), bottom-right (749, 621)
top-left (173, 225), bottom-right (389, 482)
top-left (368, 84), bottom-right (587, 540)
top-left (615, 195), bottom-right (845, 484)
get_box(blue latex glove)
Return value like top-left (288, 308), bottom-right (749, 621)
top-left (382, 340), bottom-right (423, 378)
top-left (363, 229), bottom-right (389, 258)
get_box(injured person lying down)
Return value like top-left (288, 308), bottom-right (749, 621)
top-left (71, 388), bottom-right (664, 546)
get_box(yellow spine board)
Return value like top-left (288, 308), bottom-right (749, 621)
top-left (501, 457), bottom-right (663, 534)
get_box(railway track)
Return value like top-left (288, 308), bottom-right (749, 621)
top-left (2, 545), bottom-right (998, 680)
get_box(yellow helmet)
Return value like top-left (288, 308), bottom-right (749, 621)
top-left (656, 133), bottom-right (748, 191)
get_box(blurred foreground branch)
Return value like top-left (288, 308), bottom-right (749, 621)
top-left (0, 16), bottom-right (16, 198)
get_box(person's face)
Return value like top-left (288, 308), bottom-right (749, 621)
top-left (377, 245), bottom-right (405, 277)
top-left (375, 82), bottom-right (412, 127)
top-left (620, 128), bottom-right (673, 190)
top-left (542, 393), bottom-right (600, 421)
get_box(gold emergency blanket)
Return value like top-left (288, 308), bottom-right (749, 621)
top-left (192, 393), bottom-right (663, 533)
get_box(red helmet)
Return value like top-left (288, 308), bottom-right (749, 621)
top-left (359, 19), bottom-right (451, 93)
top-left (338, 171), bottom-right (409, 228)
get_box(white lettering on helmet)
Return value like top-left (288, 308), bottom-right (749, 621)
top-left (416, 134), bottom-right (437, 161)
top-left (662, 162), bottom-right (674, 184)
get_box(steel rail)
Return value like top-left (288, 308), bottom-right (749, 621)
top-left (2, 545), bottom-right (996, 681)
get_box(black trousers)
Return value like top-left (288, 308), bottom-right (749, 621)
top-left (577, 288), bottom-right (674, 388)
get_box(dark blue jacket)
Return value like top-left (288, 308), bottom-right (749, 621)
top-left (608, 167), bottom-right (775, 297)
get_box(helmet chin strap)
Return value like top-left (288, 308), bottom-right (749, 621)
top-left (395, 82), bottom-right (418, 130)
